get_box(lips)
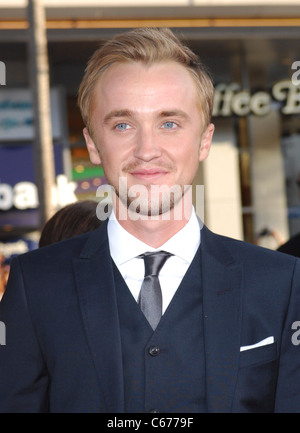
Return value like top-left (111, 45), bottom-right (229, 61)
top-left (129, 168), bottom-right (168, 180)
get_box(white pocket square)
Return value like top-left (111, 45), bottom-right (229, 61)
top-left (240, 336), bottom-right (274, 352)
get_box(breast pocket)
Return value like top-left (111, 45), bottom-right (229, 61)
top-left (232, 342), bottom-right (279, 412)
top-left (239, 342), bottom-right (278, 369)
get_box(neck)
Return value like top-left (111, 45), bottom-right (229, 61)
top-left (113, 194), bottom-right (193, 248)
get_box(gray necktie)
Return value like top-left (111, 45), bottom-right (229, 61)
top-left (138, 251), bottom-right (173, 330)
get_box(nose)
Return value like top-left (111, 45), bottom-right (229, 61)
top-left (133, 128), bottom-right (162, 162)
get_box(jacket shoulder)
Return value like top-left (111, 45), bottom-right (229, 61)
top-left (17, 223), bottom-right (107, 269)
top-left (201, 225), bottom-right (298, 268)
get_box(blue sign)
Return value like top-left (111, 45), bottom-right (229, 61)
top-left (0, 143), bottom-right (64, 228)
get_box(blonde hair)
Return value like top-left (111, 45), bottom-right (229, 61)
top-left (78, 27), bottom-right (214, 133)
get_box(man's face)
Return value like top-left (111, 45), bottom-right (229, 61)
top-left (83, 61), bottom-right (214, 217)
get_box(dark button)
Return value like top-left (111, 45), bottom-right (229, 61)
top-left (149, 409), bottom-right (159, 413)
top-left (148, 346), bottom-right (160, 356)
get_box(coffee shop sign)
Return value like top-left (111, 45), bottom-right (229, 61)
top-left (213, 79), bottom-right (300, 117)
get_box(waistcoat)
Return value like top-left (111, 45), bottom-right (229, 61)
top-left (113, 247), bottom-right (206, 413)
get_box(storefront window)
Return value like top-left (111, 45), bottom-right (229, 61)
top-left (281, 116), bottom-right (300, 238)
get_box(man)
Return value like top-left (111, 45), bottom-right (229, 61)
top-left (0, 27), bottom-right (300, 413)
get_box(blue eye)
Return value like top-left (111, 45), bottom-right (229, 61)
top-left (162, 121), bottom-right (177, 129)
top-left (115, 123), bottom-right (130, 130)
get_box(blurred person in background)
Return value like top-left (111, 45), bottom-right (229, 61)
top-left (1, 27), bottom-right (300, 414)
top-left (39, 200), bottom-right (102, 247)
top-left (0, 254), bottom-right (9, 301)
top-left (277, 232), bottom-right (300, 258)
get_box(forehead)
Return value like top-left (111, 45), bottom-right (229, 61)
top-left (90, 61), bottom-right (200, 115)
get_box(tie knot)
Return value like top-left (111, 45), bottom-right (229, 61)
top-left (139, 251), bottom-right (173, 277)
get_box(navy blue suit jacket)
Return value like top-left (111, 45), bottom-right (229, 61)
top-left (1, 221), bottom-right (300, 412)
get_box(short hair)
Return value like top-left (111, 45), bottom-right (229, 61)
top-left (39, 200), bottom-right (102, 247)
top-left (78, 27), bottom-right (214, 134)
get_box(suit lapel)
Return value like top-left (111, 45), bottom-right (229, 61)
top-left (72, 222), bottom-right (124, 413)
top-left (200, 226), bottom-right (242, 413)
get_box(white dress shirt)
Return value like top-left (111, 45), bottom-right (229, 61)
top-left (107, 208), bottom-right (201, 313)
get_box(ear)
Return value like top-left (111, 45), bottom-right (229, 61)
top-left (83, 127), bottom-right (102, 165)
top-left (199, 123), bottom-right (214, 162)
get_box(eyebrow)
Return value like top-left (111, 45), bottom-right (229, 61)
top-left (159, 110), bottom-right (190, 120)
top-left (103, 110), bottom-right (134, 124)
top-left (103, 109), bottom-right (190, 124)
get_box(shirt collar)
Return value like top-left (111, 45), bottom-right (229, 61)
top-left (107, 208), bottom-right (201, 266)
